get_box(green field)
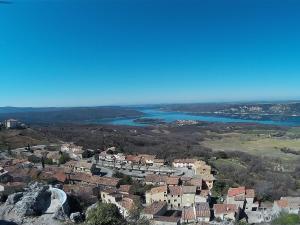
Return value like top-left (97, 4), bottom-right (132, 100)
top-left (203, 129), bottom-right (300, 170)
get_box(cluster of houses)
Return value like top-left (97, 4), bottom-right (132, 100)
top-left (0, 144), bottom-right (299, 225)
top-left (99, 149), bottom-right (165, 167)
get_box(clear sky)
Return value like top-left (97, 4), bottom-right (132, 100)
top-left (1, 0), bottom-right (300, 107)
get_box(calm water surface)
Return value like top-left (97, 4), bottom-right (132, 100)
top-left (98, 109), bottom-right (300, 127)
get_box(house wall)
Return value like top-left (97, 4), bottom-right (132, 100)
top-left (195, 195), bottom-right (208, 203)
top-left (167, 194), bottom-right (182, 209)
top-left (182, 193), bottom-right (195, 207)
top-left (146, 192), bottom-right (166, 205)
top-left (196, 217), bottom-right (210, 222)
top-left (226, 196), bottom-right (244, 209)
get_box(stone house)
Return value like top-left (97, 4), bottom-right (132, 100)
top-left (172, 159), bottom-right (196, 168)
top-left (273, 197), bottom-right (300, 215)
top-left (199, 174), bottom-right (215, 190)
top-left (101, 189), bottom-right (138, 217)
top-left (226, 187), bottom-right (258, 211)
top-left (146, 185), bottom-right (198, 210)
top-left (65, 161), bottom-right (93, 174)
top-left (213, 204), bottom-right (238, 221)
top-left (181, 206), bottom-right (196, 223)
top-left (182, 186), bottom-right (197, 207)
top-left (153, 159), bottom-right (165, 167)
top-left (195, 202), bottom-right (211, 222)
top-left (168, 186), bottom-right (183, 209)
top-left (142, 201), bottom-right (168, 219)
top-left (193, 160), bottom-right (212, 176)
top-left (146, 186), bottom-right (168, 204)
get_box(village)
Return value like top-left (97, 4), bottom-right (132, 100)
top-left (0, 138), bottom-right (299, 225)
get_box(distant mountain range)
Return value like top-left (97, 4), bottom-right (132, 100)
top-left (2, 102), bottom-right (300, 124)
top-left (0, 106), bottom-right (144, 124)
top-left (159, 102), bottom-right (300, 121)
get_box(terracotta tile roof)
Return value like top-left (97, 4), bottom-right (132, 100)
top-left (150, 186), bottom-right (168, 195)
top-left (63, 184), bottom-right (96, 196)
top-left (182, 206), bottom-right (195, 221)
top-left (119, 185), bottom-right (132, 194)
top-left (195, 203), bottom-right (210, 218)
top-left (274, 199), bottom-right (289, 208)
top-left (281, 197), bottom-right (300, 208)
top-left (121, 195), bottom-right (140, 210)
top-left (144, 201), bottom-right (167, 215)
top-left (228, 187), bottom-right (246, 197)
top-left (213, 204), bottom-right (237, 215)
top-left (165, 176), bottom-right (180, 185)
top-left (168, 186), bottom-right (182, 196)
top-left (190, 178), bottom-right (203, 187)
top-left (183, 186), bottom-right (197, 194)
top-left (69, 172), bottom-right (120, 187)
top-left (139, 154), bottom-right (156, 162)
top-left (126, 155), bottom-right (141, 163)
top-left (145, 174), bottom-right (163, 183)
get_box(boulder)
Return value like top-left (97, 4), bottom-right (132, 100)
top-left (13, 182), bottom-right (51, 216)
top-left (6, 192), bottom-right (23, 205)
top-left (70, 212), bottom-right (84, 223)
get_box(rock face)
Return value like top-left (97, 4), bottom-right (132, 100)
top-left (6, 192), bottom-right (23, 205)
top-left (1, 182), bottom-right (69, 224)
top-left (7, 183), bottom-right (51, 217)
top-left (70, 212), bottom-right (84, 223)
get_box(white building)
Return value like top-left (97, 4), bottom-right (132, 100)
top-left (5, 119), bottom-right (19, 129)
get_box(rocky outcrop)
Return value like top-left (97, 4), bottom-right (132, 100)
top-left (1, 182), bottom-right (69, 224)
top-left (6, 193), bottom-right (23, 205)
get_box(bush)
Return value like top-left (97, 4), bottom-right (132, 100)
top-left (113, 171), bottom-right (133, 185)
top-left (86, 202), bottom-right (125, 225)
top-left (272, 213), bottom-right (300, 225)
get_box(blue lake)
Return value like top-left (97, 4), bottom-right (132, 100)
top-left (97, 109), bottom-right (300, 127)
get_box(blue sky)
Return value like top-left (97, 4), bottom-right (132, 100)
top-left (1, 0), bottom-right (300, 107)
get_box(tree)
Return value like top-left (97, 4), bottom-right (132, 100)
top-left (86, 202), bottom-right (125, 225)
top-left (91, 164), bottom-right (101, 175)
top-left (58, 152), bottom-right (70, 165)
top-left (127, 198), bottom-right (151, 225)
top-left (113, 171), bottom-right (133, 185)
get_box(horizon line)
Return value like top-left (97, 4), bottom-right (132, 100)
top-left (1, 99), bottom-right (300, 108)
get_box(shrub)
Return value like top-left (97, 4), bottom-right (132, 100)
top-left (272, 213), bottom-right (300, 225)
top-left (86, 202), bottom-right (125, 225)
